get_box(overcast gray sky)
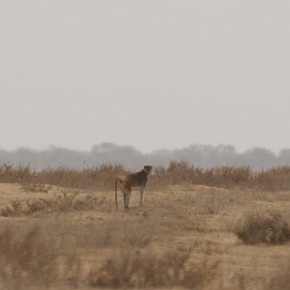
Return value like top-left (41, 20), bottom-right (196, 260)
top-left (1, 1), bottom-right (289, 153)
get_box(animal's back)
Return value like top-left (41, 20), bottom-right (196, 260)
top-left (127, 172), bottom-right (144, 187)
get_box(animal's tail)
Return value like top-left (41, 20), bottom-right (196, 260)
top-left (115, 178), bottom-right (122, 211)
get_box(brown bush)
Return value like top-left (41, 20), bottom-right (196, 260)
top-left (235, 210), bottom-right (290, 244)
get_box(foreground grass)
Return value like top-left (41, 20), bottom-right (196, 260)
top-left (0, 214), bottom-right (219, 289)
top-left (0, 225), bottom-right (59, 290)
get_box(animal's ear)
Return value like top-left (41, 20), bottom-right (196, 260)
top-left (143, 165), bottom-right (153, 173)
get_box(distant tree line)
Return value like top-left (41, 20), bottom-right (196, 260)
top-left (0, 143), bottom-right (290, 171)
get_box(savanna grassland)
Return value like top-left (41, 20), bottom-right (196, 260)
top-left (1, 162), bottom-right (290, 290)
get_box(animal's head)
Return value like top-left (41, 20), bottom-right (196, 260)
top-left (143, 165), bottom-right (153, 174)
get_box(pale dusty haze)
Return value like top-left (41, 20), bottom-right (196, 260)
top-left (1, 1), bottom-right (289, 153)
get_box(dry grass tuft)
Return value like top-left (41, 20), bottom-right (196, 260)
top-left (0, 201), bottom-right (23, 217)
top-left (235, 210), bottom-right (290, 245)
top-left (0, 225), bottom-right (58, 290)
top-left (197, 192), bottom-right (228, 215)
top-left (88, 247), bottom-right (219, 289)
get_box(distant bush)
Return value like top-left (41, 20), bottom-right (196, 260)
top-left (235, 211), bottom-right (290, 245)
top-left (153, 162), bottom-right (252, 187)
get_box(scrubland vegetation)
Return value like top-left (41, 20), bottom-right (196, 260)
top-left (2, 161), bottom-right (290, 190)
top-left (0, 162), bottom-right (290, 289)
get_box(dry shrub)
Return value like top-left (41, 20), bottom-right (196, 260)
top-left (255, 167), bottom-right (290, 190)
top-left (151, 162), bottom-right (253, 189)
top-left (0, 225), bottom-right (58, 290)
top-left (88, 247), bottom-right (219, 289)
top-left (235, 210), bottom-right (290, 244)
top-left (0, 201), bottom-right (22, 217)
top-left (36, 192), bottom-right (105, 213)
top-left (0, 164), bottom-right (33, 183)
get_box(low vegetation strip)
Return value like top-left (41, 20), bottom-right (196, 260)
top-left (0, 193), bottom-right (106, 217)
top-left (1, 162), bottom-right (290, 190)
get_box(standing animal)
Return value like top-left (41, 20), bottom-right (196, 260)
top-left (115, 165), bottom-right (153, 210)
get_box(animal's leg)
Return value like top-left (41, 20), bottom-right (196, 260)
top-left (140, 187), bottom-right (145, 206)
top-left (123, 182), bottom-right (131, 209)
top-left (122, 191), bottom-right (126, 207)
top-left (124, 191), bottom-right (131, 209)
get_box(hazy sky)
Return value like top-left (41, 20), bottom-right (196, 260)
top-left (1, 1), bottom-right (289, 153)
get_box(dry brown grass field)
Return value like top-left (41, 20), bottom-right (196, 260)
top-left (1, 162), bottom-right (290, 290)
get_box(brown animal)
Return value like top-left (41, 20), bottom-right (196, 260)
top-left (115, 165), bottom-right (153, 210)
